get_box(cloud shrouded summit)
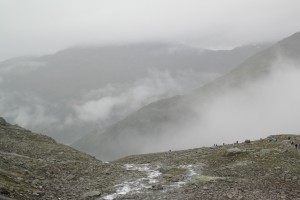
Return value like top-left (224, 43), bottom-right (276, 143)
top-left (72, 32), bottom-right (300, 161)
top-left (1, 0), bottom-right (300, 60)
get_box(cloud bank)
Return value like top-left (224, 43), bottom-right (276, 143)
top-left (140, 62), bottom-right (300, 153)
top-left (0, 69), bottom-right (218, 142)
top-left (1, 0), bottom-right (300, 60)
top-left (72, 70), bottom-right (218, 126)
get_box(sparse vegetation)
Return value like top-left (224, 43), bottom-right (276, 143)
top-left (1, 117), bottom-right (300, 199)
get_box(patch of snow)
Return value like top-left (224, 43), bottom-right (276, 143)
top-left (168, 163), bottom-right (204, 189)
top-left (101, 164), bottom-right (161, 200)
top-left (101, 163), bottom-right (205, 199)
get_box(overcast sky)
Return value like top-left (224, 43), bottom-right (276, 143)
top-left (1, 0), bottom-right (300, 61)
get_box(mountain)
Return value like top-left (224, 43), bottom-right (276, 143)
top-left (72, 32), bottom-right (300, 161)
top-left (1, 117), bottom-right (300, 199)
top-left (0, 43), bottom-right (267, 144)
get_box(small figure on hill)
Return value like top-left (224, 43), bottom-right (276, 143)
top-left (296, 144), bottom-right (298, 149)
top-left (236, 141), bottom-right (238, 144)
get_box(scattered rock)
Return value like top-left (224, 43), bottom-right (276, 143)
top-left (0, 183), bottom-right (10, 195)
top-left (151, 184), bottom-right (163, 190)
top-left (260, 149), bottom-right (271, 156)
top-left (224, 148), bottom-right (244, 156)
top-left (1, 118), bottom-right (300, 200)
top-left (274, 166), bottom-right (281, 170)
top-left (80, 190), bottom-right (101, 199)
top-left (16, 177), bottom-right (24, 183)
top-left (66, 174), bottom-right (76, 180)
top-left (203, 186), bottom-right (209, 190)
top-left (31, 179), bottom-right (39, 187)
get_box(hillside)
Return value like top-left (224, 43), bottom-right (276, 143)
top-left (0, 43), bottom-right (267, 144)
top-left (1, 117), bottom-right (300, 199)
top-left (72, 32), bottom-right (300, 161)
top-left (0, 117), bottom-right (121, 199)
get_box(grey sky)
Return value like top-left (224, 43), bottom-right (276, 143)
top-left (1, 0), bottom-right (300, 61)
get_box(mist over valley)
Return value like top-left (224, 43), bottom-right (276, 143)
top-left (2, 1), bottom-right (300, 199)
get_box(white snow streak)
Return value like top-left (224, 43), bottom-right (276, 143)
top-left (101, 164), bottom-right (161, 200)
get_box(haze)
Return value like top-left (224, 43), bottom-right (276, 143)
top-left (1, 0), bottom-right (300, 61)
top-left (154, 62), bottom-right (300, 152)
top-left (1, 1), bottom-right (300, 160)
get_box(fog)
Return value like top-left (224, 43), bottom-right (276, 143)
top-left (1, 41), bottom-right (262, 143)
top-left (1, 0), bottom-right (300, 60)
top-left (0, 68), bottom-right (218, 143)
top-left (1, 1), bottom-right (300, 160)
top-left (73, 70), bottom-right (217, 124)
top-left (142, 62), bottom-right (300, 153)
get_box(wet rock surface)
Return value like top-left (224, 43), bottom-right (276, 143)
top-left (1, 118), bottom-right (300, 199)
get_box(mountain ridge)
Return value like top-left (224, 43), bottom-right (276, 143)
top-left (72, 32), bottom-right (300, 161)
top-left (0, 42), bottom-right (268, 144)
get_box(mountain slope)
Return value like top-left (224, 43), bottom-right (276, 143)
top-left (0, 43), bottom-right (267, 144)
top-left (0, 117), bottom-right (121, 199)
top-left (1, 116), bottom-right (300, 199)
top-left (72, 32), bottom-right (300, 161)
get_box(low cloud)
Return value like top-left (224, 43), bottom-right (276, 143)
top-left (1, 0), bottom-right (300, 59)
top-left (140, 62), bottom-right (300, 153)
top-left (0, 92), bottom-right (58, 128)
top-left (73, 70), bottom-right (218, 126)
top-left (0, 69), bottom-right (218, 143)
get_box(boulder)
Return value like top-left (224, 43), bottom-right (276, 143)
top-left (151, 184), bottom-right (163, 190)
top-left (244, 139), bottom-right (251, 144)
top-left (80, 191), bottom-right (101, 199)
top-left (224, 148), bottom-right (244, 156)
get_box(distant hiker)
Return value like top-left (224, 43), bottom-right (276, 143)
top-left (236, 141), bottom-right (238, 144)
top-left (296, 144), bottom-right (298, 149)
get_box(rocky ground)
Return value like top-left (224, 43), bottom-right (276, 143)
top-left (1, 117), bottom-right (300, 199)
top-left (0, 117), bottom-right (124, 200)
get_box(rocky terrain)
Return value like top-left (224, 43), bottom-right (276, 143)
top-left (0, 117), bottom-right (123, 200)
top-left (1, 116), bottom-right (300, 199)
